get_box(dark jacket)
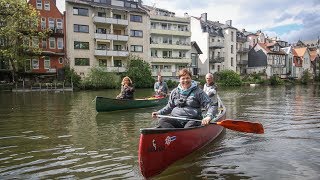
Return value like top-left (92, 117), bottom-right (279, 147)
top-left (117, 85), bottom-right (135, 100)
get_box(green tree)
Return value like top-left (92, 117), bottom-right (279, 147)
top-left (216, 70), bottom-right (242, 86)
top-left (125, 55), bottom-right (155, 88)
top-left (81, 67), bottom-right (120, 89)
top-left (0, 0), bottom-right (48, 82)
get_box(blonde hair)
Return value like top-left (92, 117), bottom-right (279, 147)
top-left (121, 76), bottom-right (132, 85)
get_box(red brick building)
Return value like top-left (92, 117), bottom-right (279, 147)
top-left (27, 0), bottom-right (65, 80)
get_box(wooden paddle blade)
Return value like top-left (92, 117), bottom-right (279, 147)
top-left (217, 120), bottom-right (264, 134)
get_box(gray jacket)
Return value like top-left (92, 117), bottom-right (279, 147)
top-left (203, 83), bottom-right (218, 105)
top-left (157, 81), bottom-right (215, 119)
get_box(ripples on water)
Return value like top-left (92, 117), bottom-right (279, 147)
top-left (0, 86), bottom-right (319, 179)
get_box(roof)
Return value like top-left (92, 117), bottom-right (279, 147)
top-left (310, 50), bottom-right (319, 61)
top-left (281, 46), bottom-right (292, 54)
top-left (256, 43), bottom-right (286, 55)
top-left (293, 47), bottom-right (308, 57)
top-left (191, 41), bottom-right (203, 54)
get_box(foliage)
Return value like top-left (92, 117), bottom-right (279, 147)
top-left (215, 70), bottom-right (242, 86)
top-left (0, 0), bottom-right (49, 80)
top-left (125, 55), bottom-right (154, 88)
top-left (166, 79), bottom-right (178, 88)
top-left (301, 70), bottom-right (311, 85)
top-left (269, 75), bottom-right (284, 85)
top-left (242, 73), bottom-right (266, 84)
top-left (81, 67), bottom-right (120, 89)
top-left (63, 66), bottom-right (81, 87)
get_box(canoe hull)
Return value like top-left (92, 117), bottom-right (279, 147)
top-left (95, 96), bottom-right (168, 112)
top-left (138, 113), bottom-right (226, 178)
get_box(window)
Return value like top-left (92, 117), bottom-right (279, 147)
top-left (48, 18), bottom-right (55, 29)
top-left (163, 51), bottom-right (172, 58)
top-left (74, 41), bottom-right (89, 49)
top-left (58, 57), bottom-right (63, 64)
top-left (151, 49), bottom-right (158, 57)
top-left (130, 45), bottom-right (143, 52)
top-left (130, 15), bottom-right (142, 22)
top-left (99, 59), bottom-right (107, 67)
top-left (49, 37), bottom-right (55, 49)
top-left (96, 28), bottom-right (106, 34)
top-left (42, 38), bottom-right (47, 48)
top-left (73, 7), bottom-right (89, 16)
top-left (41, 17), bottom-right (46, 29)
top-left (114, 45), bottom-right (122, 51)
top-left (56, 19), bottom-right (63, 29)
top-left (130, 30), bottom-right (143, 37)
top-left (231, 31), bottom-right (234, 42)
top-left (74, 24), bottom-right (89, 33)
top-left (75, 58), bottom-right (90, 66)
top-left (191, 53), bottom-right (197, 67)
top-left (44, 56), bottom-right (50, 69)
top-left (36, 0), bottom-right (42, 9)
top-left (114, 60), bottom-right (122, 67)
top-left (231, 45), bottom-right (233, 53)
top-left (178, 51), bottom-right (186, 58)
top-left (57, 38), bottom-right (63, 49)
top-left (32, 59), bottom-right (39, 69)
top-left (98, 12), bottom-right (106, 17)
top-left (113, 14), bottom-right (121, 19)
top-left (44, 1), bottom-right (50, 11)
top-left (231, 57), bottom-right (234, 66)
top-left (97, 44), bottom-right (107, 50)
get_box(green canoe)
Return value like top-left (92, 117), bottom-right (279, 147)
top-left (95, 96), bottom-right (168, 112)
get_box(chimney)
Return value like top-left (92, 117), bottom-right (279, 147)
top-left (226, 20), bottom-right (232, 26)
top-left (242, 28), bottom-right (245, 32)
top-left (200, 13), bottom-right (207, 22)
top-left (184, 12), bottom-right (189, 18)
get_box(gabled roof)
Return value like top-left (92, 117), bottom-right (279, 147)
top-left (281, 46), bottom-right (293, 54)
top-left (191, 41), bottom-right (203, 54)
top-left (293, 47), bottom-right (309, 57)
top-left (310, 50), bottom-right (319, 61)
top-left (256, 43), bottom-right (286, 55)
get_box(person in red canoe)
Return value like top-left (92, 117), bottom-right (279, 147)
top-left (116, 76), bottom-right (135, 100)
top-left (154, 75), bottom-right (169, 98)
top-left (152, 68), bottom-right (215, 128)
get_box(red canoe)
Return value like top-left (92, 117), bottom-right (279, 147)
top-left (138, 99), bottom-right (226, 178)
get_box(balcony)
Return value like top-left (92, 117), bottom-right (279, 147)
top-left (237, 37), bottom-right (247, 42)
top-left (209, 56), bottom-right (225, 63)
top-left (93, 16), bottom-right (128, 26)
top-left (209, 41), bottom-right (224, 48)
top-left (150, 42), bottom-right (191, 50)
top-left (237, 60), bottom-right (248, 65)
top-left (100, 66), bottom-right (126, 73)
top-left (150, 28), bottom-right (191, 36)
top-left (237, 47), bottom-right (250, 53)
top-left (94, 50), bottom-right (129, 57)
top-left (150, 57), bottom-right (191, 63)
top-left (95, 33), bottom-right (128, 41)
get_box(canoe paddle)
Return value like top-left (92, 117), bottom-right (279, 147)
top-left (157, 115), bottom-right (264, 134)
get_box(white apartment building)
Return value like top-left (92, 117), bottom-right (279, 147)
top-left (143, 6), bottom-right (192, 77)
top-left (191, 13), bottom-right (237, 76)
top-left (236, 30), bottom-right (249, 74)
top-left (65, 0), bottom-right (149, 77)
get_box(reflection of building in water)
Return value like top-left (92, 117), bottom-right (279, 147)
top-left (67, 93), bottom-right (99, 149)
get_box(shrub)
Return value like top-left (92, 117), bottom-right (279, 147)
top-left (125, 55), bottom-right (155, 88)
top-left (216, 70), bottom-right (242, 86)
top-left (81, 67), bottom-right (120, 89)
top-left (269, 75), bottom-right (284, 85)
top-left (301, 70), bottom-right (311, 85)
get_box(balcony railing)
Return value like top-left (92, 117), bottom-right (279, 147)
top-left (237, 47), bottom-right (250, 53)
top-left (93, 16), bottom-right (128, 26)
top-left (209, 41), bottom-right (224, 48)
top-left (209, 56), bottom-right (225, 63)
top-left (94, 50), bottom-right (129, 57)
top-left (237, 60), bottom-right (248, 65)
top-left (237, 37), bottom-right (247, 42)
top-left (95, 33), bottom-right (129, 41)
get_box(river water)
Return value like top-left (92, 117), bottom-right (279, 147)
top-left (0, 85), bottom-right (319, 179)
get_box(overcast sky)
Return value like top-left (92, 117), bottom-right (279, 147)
top-left (57, 0), bottom-right (320, 43)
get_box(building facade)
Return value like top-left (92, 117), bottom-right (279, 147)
top-left (28, 0), bottom-right (65, 79)
top-left (65, 0), bottom-right (149, 77)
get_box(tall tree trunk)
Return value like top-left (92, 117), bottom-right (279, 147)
top-left (9, 58), bottom-right (16, 83)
